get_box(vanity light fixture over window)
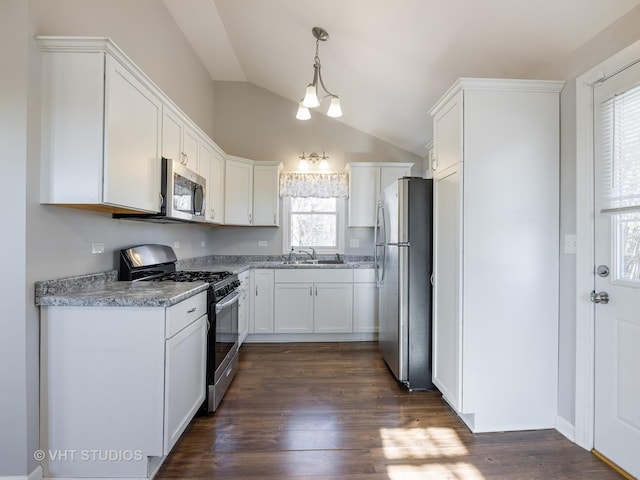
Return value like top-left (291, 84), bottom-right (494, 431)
top-left (299, 151), bottom-right (330, 171)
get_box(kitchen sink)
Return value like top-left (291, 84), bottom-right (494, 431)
top-left (280, 259), bottom-right (345, 265)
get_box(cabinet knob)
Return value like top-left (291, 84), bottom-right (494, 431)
top-left (249, 213), bottom-right (252, 224)
top-left (431, 155), bottom-right (438, 171)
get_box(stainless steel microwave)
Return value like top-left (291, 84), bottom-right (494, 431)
top-left (113, 157), bottom-right (206, 223)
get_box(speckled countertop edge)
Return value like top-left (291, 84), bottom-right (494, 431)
top-left (35, 271), bottom-right (208, 307)
top-left (35, 255), bottom-right (376, 307)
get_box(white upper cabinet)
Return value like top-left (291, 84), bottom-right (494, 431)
top-left (253, 163), bottom-right (282, 226)
top-left (39, 37), bottom-right (162, 213)
top-left (198, 141), bottom-right (225, 224)
top-left (224, 156), bottom-right (281, 226)
top-left (347, 162), bottom-right (413, 226)
top-left (224, 156), bottom-right (254, 225)
top-left (431, 91), bottom-right (463, 173)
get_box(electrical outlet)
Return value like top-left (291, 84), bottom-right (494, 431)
top-left (201, 240), bottom-right (206, 247)
top-left (564, 234), bottom-right (577, 254)
top-left (173, 241), bottom-right (180, 249)
top-left (349, 239), bottom-right (360, 248)
top-left (91, 242), bottom-right (104, 254)
top-left (258, 241), bottom-right (268, 247)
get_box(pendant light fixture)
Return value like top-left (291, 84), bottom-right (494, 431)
top-left (296, 27), bottom-right (342, 120)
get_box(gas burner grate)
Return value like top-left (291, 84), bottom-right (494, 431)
top-left (151, 270), bottom-right (233, 283)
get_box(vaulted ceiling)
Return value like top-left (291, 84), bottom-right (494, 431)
top-left (163, 0), bottom-right (640, 156)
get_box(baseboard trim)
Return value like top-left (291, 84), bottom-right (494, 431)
top-left (555, 415), bottom-right (575, 442)
top-left (0, 464), bottom-right (43, 480)
top-left (592, 449), bottom-right (634, 480)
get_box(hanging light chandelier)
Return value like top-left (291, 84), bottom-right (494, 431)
top-left (296, 27), bottom-right (342, 120)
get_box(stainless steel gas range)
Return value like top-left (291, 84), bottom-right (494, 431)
top-left (119, 244), bottom-right (240, 413)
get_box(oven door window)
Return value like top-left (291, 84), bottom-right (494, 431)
top-left (173, 172), bottom-right (204, 215)
top-left (214, 291), bottom-right (239, 371)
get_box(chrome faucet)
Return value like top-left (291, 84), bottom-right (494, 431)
top-left (297, 247), bottom-right (317, 260)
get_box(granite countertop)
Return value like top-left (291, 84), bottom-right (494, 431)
top-left (35, 256), bottom-right (376, 307)
top-left (179, 258), bottom-right (375, 275)
top-left (35, 271), bottom-right (209, 307)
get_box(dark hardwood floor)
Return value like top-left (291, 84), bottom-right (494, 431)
top-left (156, 342), bottom-right (621, 479)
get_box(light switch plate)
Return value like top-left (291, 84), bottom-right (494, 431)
top-left (91, 242), bottom-right (104, 254)
top-left (350, 239), bottom-right (360, 248)
top-left (173, 241), bottom-right (180, 249)
top-left (564, 234), bottom-right (577, 254)
top-left (258, 241), bottom-right (268, 247)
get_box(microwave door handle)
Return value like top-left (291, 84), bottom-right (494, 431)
top-left (193, 184), bottom-right (204, 215)
top-left (215, 290), bottom-right (241, 313)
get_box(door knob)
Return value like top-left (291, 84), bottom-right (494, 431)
top-left (590, 290), bottom-right (610, 304)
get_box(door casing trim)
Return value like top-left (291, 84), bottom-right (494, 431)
top-left (574, 38), bottom-right (640, 450)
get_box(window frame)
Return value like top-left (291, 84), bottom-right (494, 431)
top-left (282, 196), bottom-right (346, 255)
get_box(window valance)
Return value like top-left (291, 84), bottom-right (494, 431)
top-left (279, 172), bottom-right (349, 198)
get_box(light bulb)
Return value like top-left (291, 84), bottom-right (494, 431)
top-left (303, 84), bottom-right (320, 108)
top-left (327, 96), bottom-right (342, 117)
top-left (299, 159), bottom-right (309, 171)
top-left (319, 159), bottom-right (329, 170)
top-left (296, 102), bottom-right (311, 120)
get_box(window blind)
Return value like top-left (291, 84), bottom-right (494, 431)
top-left (600, 83), bottom-right (640, 214)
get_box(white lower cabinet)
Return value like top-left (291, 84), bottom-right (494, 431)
top-left (164, 314), bottom-right (207, 454)
top-left (274, 283), bottom-right (314, 333)
top-left (252, 269), bottom-right (275, 333)
top-left (274, 269), bottom-right (354, 334)
top-left (353, 269), bottom-right (378, 333)
top-left (40, 292), bottom-right (207, 478)
top-left (237, 270), bottom-right (250, 344)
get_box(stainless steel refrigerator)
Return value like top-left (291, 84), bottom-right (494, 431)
top-left (375, 177), bottom-right (434, 390)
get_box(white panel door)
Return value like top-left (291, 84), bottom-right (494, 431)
top-left (225, 158), bottom-right (253, 225)
top-left (164, 316), bottom-right (206, 455)
top-left (252, 270), bottom-right (274, 333)
top-left (314, 283), bottom-right (353, 333)
top-left (353, 282), bottom-right (378, 333)
top-left (274, 283), bottom-right (314, 333)
top-left (349, 166), bottom-right (380, 227)
top-left (432, 90), bottom-right (463, 173)
top-left (432, 163), bottom-right (463, 411)
top-left (104, 56), bottom-right (161, 212)
top-left (593, 63), bottom-right (640, 478)
top-left (253, 164), bottom-right (280, 226)
top-left (182, 123), bottom-right (199, 169)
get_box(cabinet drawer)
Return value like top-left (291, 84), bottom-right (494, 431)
top-left (165, 291), bottom-right (207, 339)
top-left (353, 269), bottom-right (375, 283)
top-left (275, 269), bottom-right (353, 283)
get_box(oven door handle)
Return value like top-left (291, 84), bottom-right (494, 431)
top-left (215, 290), bottom-right (241, 313)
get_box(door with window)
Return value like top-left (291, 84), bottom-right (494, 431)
top-left (593, 61), bottom-right (640, 478)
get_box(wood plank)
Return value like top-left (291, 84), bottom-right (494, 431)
top-left (156, 342), bottom-right (622, 479)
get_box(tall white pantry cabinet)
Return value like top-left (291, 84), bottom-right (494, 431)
top-left (429, 78), bottom-right (564, 433)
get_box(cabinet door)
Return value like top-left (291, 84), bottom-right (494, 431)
top-left (380, 165), bottom-right (411, 193)
top-left (209, 149), bottom-right (225, 223)
top-left (164, 315), bottom-right (206, 455)
top-left (274, 283), bottom-right (313, 333)
top-left (432, 163), bottom-right (463, 411)
top-left (162, 107), bottom-right (182, 164)
top-left (348, 166), bottom-right (380, 227)
top-left (353, 282), bottom-right (378, 333)
top-left (238, 272), bottom-right (250, 344)
top-left (314, 283), bottom-right (353, 333)
top-left (433, 90), bottom-right (463, 173)
top-left (253, 164), bottom-right (280, 226)
top-left (182, 123), bottom-right (199, 169)
top-left (252, 269), bottom-right (274, 334)
top-left (104, 56), bottom-right (162, 212)
top-left (197, 140), bottom-right (214, 223)
top-left (225, 158), bottom-right (253, 225)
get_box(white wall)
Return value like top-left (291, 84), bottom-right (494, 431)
top-left (0, 1), bottom-right (220, 476)
top-left (0, 0), bottom-right (31, 475)
top-left (534, 4), bottom-right (640, 428)
top-left (210, 81), bottom-right (422, 255)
